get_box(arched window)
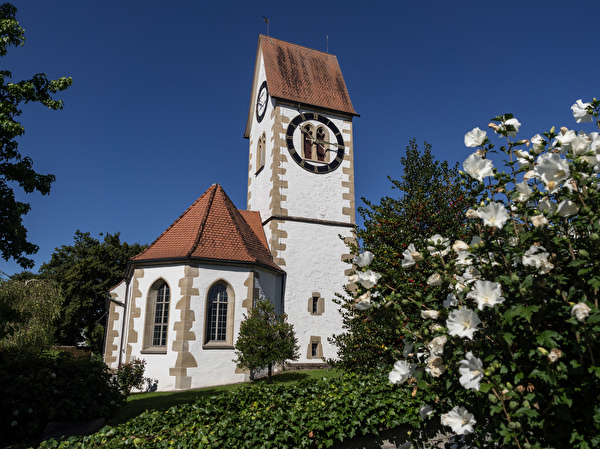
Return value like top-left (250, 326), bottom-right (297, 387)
top-left (256, 132), bottom-right (266, 173)
top-left (301, 123), bottom-right (329, 163)
top-left (205, 281), bottom-right (234, 346)
top-left (302, 124), bottom-right (314, 159)
top-left (316, 127), bottom-right (326, 162)
top-left (143, 280), bottom-right (170, 352)
top-left (153, 283), bottom-right (170, 346)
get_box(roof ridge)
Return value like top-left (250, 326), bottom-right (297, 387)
top-left (131, 185), bottom-right (217, 261)
top-left (186, 185), bottom-right (217, 258)
top-left (219, 188), bottom-right (266, 263)
top-left (260, 34), bottom-right (334, 58)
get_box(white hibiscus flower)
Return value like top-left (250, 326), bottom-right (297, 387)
top-left (402, 243), bottom-right (423, 267)
top-left (571, 99), bottom-right (593, 123)
top-left (466, 280), bottom-right (505, 310)
top-left (463, 153), bottom-right (494, 182)
top-left (477, 202), bottom-right (509, 229)
top-left (353, 251), bottom-right (374, 267)
top-left (464, 127), bottom-right (487, 147)
top-left (571, 302), bottom-right (591, 322)
top-left (389, 360), bottom-right (415, 385)
top-left (458, 351), bottom-right (484, 391)
top-left (357, 270), bottom-right (382, 289)
top-left (441, 406), bottom-right (476, 435)
top-left (447, 308), bottom-right (481, 340)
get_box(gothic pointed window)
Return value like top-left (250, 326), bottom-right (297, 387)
top-left (302, 125), bottom-right (314, 159)
top-left (207, 283), bottom-right (228, 341)
top-left (153, 283), bottom-right (170, 346)
top-left (316, 127), bottom-right (326, 162)
top-left (142, 279), bottom-right (171, 353)
top-left (204, 281), bottom-right (235, 347)
top-left (256, 132), bottom-right (266, 173)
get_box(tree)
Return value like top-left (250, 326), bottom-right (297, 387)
top-left (330, 140), bottom-right (470, 372)
top-left (0, 3), bottom-right (72, 269)
top-left (39, 230), bottom-right (146, 353)
top-left (234, 298), bottom-right (300, 383)
top-left (0, 274), bottom-right (63, 354)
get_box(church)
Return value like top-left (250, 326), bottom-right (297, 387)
top-left (103, 35), bottom-right (358, 391)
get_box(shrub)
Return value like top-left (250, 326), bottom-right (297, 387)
top-left (0, 350), bottom-right (124, 445)
top-left (116, 359), bottom-right (147, 396)
top-left (349, 100), bottom-right (600, 448)
top-left (234, 298), bottom-right (300, 383)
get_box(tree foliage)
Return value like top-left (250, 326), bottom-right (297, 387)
top-left (0, 275), bottom-right (62, 354)
top-left (330, 140), bottom-right (470, 372)
top-left (0, 3), bottom-right (72, 268)
top-left (234, 298), bottom-right (300, 383)
top-left (39, 230), bottom-right (146, 352)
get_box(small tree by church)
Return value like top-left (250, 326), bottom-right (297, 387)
top-left (234, 298), bottom-right (299, 383)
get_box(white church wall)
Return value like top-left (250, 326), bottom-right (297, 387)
top-left (277, 105), bottom-right (353, 224)
top-left (277, 220), bottom-right (350, 363)
top-left (117, 263), bottom-right (284, 391)
top-left (247, 51), bottom-right (273, 219)
top-left (126, 264), bottom-right (184, 391)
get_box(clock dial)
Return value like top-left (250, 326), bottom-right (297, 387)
top-left (256, 81), bottom-right (268, 123)
top-left (285, 113), bottom-right (345, 174)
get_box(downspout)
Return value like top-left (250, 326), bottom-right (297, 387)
top-left (280, 271), bottom-right (287, 314)
top-left (117, 263), bottom-right (132, 367)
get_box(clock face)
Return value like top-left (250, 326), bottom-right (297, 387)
top-left (285, 113), bottom-right (345, 174)
top-left (256, 81), bottom-right (268, 123)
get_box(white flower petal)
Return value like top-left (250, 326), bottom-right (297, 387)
top-left (572, 99), bottom-right (593, 123)
top-left (464, 127), bottom-right (487, 147)
top-left (354, 251), bottom-right (374, 267)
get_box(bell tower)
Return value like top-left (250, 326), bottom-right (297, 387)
top-left (244, 35), bottom-right (357, 365)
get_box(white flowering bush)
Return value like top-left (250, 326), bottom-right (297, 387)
top-left (351, 100), bottom-right (600, 448)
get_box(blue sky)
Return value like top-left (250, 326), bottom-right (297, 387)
top-left (3, 0), bottom-right (600, 276)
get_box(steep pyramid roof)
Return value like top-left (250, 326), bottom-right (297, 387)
top-left (131, 184), bottom-right (282, 272)
top-left (245, 36), bottom-right (357, 137)
top-left (259, 35), bottom-right (357, 116)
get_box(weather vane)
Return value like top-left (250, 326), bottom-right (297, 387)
top-left (262, 16), bottom-right (269, 36)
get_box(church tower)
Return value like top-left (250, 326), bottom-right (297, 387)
top-left (244, 35), bottom-right (357, 365)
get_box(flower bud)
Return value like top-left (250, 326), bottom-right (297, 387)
top-left (537, 347), bottom-right (549, 356)
top-left (488, 394), bottom-right (498, 404)
top-left (509, 401), bottom-right (519, 410)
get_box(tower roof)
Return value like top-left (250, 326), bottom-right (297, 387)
top-left (245, 35), bottom-right (357, 138)
top-left (130, 184), bottom-right (282, 272)
top-left (259, 35), bottom-right (357, 116)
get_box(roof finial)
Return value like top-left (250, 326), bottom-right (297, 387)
top-left (262, 16), bottom-right (269, 36)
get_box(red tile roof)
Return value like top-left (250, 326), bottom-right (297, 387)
top-left (131, 184), bottom-right (282, 272)
top-left (259, 35), bottom-right (358, 116)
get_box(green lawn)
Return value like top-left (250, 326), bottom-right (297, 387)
top-left (108, 368), bottom-right (341, 426)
